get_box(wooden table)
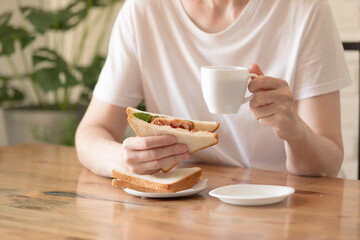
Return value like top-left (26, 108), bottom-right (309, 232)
top-left (0, 144), bottom-right (359, 240)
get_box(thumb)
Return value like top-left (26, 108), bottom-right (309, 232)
top-left (249, 64), bottom-right (264, 77)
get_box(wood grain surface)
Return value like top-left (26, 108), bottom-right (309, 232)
top-left (0, 143), bottom-right (359, 240)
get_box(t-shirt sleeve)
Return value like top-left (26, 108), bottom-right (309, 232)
top-left (93, 0), bottom-right (143, 108)
top-left (293, 0), bottom-right (352, 100)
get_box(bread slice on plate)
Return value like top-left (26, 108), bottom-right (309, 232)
top-left (112, 167), bottom-right (202, 193)
top-left (126, 107), bottom-right (219, 172)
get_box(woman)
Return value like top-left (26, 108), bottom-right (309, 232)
top-left (76, 0), bottom-right (351, 177)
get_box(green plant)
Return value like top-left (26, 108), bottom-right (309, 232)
top-left (0, 0), bottom-right (123, 110)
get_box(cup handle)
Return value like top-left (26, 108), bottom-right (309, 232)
top-left (243, 73), bottom-right (258, 103)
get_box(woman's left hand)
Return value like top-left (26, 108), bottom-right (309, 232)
top-left (248, 64), bottom-right (304, 141)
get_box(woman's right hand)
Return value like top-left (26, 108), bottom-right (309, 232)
top-left (120, 135), bottom-right (189, 175)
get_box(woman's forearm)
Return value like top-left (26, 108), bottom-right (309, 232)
top-left (285, 119), bottom-right (343, 177)
top-left (247, 67), bottom-right (343, 177)
top-left (75, 126), bottom-right (123, 177)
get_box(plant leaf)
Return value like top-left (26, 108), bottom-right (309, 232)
top-left (15, 28), bottom-right (36, 49)
top-left (33, 48), bottom-right (78, 92)
top-left (79, 91), bottom-right (91, 103)
top-left (65, 72), bottom-right (78, 86)
top-left (20, 7), bottom-right (51, 34)
top-left (21, 1), bottom-right (88, 33)
top-left (0, 85), bottom-right (25, 106)
top-left (0, 24), bottom-right (35, 56)
top-left (33, 68), bottom-right (63, 92)
top-left (0, 12), bottom-right (12, 25)
top-left (137, 99), bottom-right (146, 111)
top-left (76, 55), bottom-right (105, 90)
top-left (0, 27), bottom-right (16, 55)
top-left (56, 1), bottom-right (88, 31)
top-left (33, 48), bottom-right (66, 66)
top-left (10, 87), bottom-right (25, 100)
top-left (76, 0), bottom-right (123, 7)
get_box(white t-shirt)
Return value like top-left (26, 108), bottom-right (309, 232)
top-left (94, 0), bottom-right (352, 171)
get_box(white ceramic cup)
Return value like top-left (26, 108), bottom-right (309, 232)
top-left (201, 66), bottom-right (258, 114)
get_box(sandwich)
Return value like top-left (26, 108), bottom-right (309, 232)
top-left (126, 107), bottom-right (220, 172)
top-left (112, 167), bottom-right (202, 193)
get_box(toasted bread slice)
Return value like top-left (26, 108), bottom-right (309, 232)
top-left (112, 167), bottom-right (201, 193)
top-left (126, 107), bottom-right (219, 172)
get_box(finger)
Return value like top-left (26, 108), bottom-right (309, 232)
top-left (249, 90), bottom-right (276, 108)
top-left (258, 112), bottom-right (290, 128)
top-left (248, 76), bottom-right (288, 93)
top-left (125, 165), bottom-right (160, 175)
top-left (251, 102), bottom-right (278, 119)
top-left (249, 64), bottom-right (264, 77)
top-left (135, 152), bottom-right (190, 173)
top-left (123, 135), bottom-right (177, 150)
top-left (249, 90), bottom-right (293, 108)
top-left (137, 169), bottom-right (160, 175)
top-left (258, 114), bottom-right (276, 127)
top-left (136, 143), bottom-right (188, 162)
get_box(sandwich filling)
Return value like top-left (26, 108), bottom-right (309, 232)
top-left (133, 112), bottom-right (195, 131)
top-left (151, 118), bottom-right (194, 131)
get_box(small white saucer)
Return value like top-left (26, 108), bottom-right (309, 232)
top-left (123, 179), bottom-right (207, 198)
top-left (209, 184), bottom-right (295, 206)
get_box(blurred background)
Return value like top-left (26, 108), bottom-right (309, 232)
top-left (0, 0), bottom-right (358, 179)
top-left (0, 0), bottom-right (124, 146)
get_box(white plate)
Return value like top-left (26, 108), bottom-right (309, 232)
top-left (123, 179), bottom-right (207, 198)
top-left (209, 184), bottom-right (295, 206)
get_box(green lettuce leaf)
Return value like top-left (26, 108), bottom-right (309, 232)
top-left (133, 112), bottom-right (165, 123)
top-left (133, 112), bottom-right (153, 123)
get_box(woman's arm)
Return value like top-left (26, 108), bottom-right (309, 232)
top-left (286, 91), bottom-right (343, 176)
top-left (75, 98), bottom-right (189, 177)
top-left (248, 64), bottom-right (343, 177)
